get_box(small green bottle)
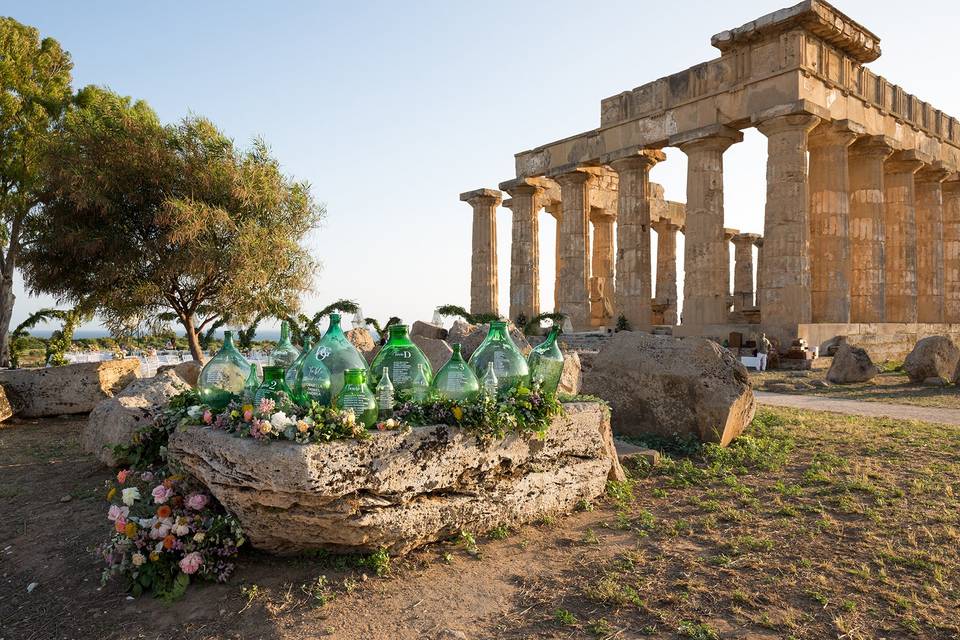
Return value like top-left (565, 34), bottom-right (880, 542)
top-left (410, 363), bottom-right (430, 402)
top-left (310, 313), bottom-right (368, 399)
top-left (253, 365), bottom-right (295, 406)
top-left (336, 368), bottom-right (377, 428)
top-left (480, 362), bottom-right (499, 398)
top-left (527, 325), bottom-right (564, 395)
top-left (431, 343), bottom-right (479, 402)
top-left (242, 363), bottom-right (260, 405)
top-left (468, 321), bottom-right (529, 394)
top-left (375, 367), bottom-right (395, 420)
top-left (198, 331), bottom-right (252, 410)
top-left (368, 324), bottom-right (433, 395)
top-left (271, 320), bottom-right (301, 369)
top-left (285, 336), bottom-right (312, 399)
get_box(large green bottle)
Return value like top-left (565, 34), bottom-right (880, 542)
top-left (253, 366), bottom-right (295, 406)
top-left (285, 336), bottom-right (312, 396)
top-left (527, 325), bottom-right (564, 395)
top-left (369, 324), bottom-right (433, 396)
top-left (271, 320), bottom-right (300, 369)
top-left (335, 368), bottom-right (377, 428)
top-left (468, 321), bottom-right (529, 394)
top-left (431, 343), bottom-right (479, 402)
top-left (304, 313), bottom-right (367, 400)
top-left (198, 331), bottom-right (252, 410)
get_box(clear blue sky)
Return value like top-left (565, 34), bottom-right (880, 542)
top-left (7, 0), bottom-right (959, 335)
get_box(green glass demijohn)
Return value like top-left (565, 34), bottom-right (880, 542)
top-left (431, 343), bottom-right (480, 402)
top-left (527, 325), bottom-right (564, 395)
top-left (253, 365), bottom-right (295, 406)
top-left (468, 321), bottom-right (529, 394)
top-left (308, 313), bottom-right (368, 399)
top-left (335, 368), bottom-right (378, 428)
top-left (198, 331), bottom-right (252, 410)
top-left (369, 324), bottom-right (433, 397)
top-left (242, 363), bottom-right (260, 405)
top-left (284, 336), bottom-right (312, 397)
top-left (271, 320), bottom-right (300, 369)
top-left (296, 345), bottom-right (332, 407)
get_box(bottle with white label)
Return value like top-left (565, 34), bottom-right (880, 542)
top-left (376, 367), bottom-right (395, 420)
top-left (335, 368), bottom-right (377, 428)
top-left (368, 324), bottom-right (433, 398)
top-left (431, 343), bottom-right (479, 402)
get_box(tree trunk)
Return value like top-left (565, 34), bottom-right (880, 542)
top-left (181, 315), bottom-right (205, 362)
top-left (0, 275), bottom-right (15, 368)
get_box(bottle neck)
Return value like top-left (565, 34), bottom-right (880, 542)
top-left (387, 325), bottom-right (410, 343)
top-left (545, 326), bottom-right (561, 344)
top-left (262, 366), bottom-right (285, 382)
top-left (279, 321), bottom-right (290, 343)
top-left (344, 369), bottom-right (365, 386)
top-left (451, 344), bottom-right (463, 360)
top-left (326, 314), bottom-right (344, 338)
top-left (488, 322), bottom-right (509, 340)
top-left (222, 332), bottom-right (236, 350)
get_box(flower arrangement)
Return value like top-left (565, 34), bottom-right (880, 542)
top-left (100, 468), bottom-right (244, 601)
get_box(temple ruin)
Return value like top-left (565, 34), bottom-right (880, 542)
top-left (460, 0), bottom-right (960, 357)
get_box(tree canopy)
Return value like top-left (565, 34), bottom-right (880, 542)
top-left (24, 86), bottom-right (324, 360)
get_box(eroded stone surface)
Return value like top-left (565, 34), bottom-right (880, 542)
top-left (169, 402), bottom-right (621, 555)
top-left (558, 352), bottom-right (581, 395)
top-left (826, 342), bottom-right (878, 383)
top-left (0, 359), bottom-right (140, 418)
top-left (411, 334), bottom-right (454, 372)
top-left (903, 336), bottom-right (959, 384)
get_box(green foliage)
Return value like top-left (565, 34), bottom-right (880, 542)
top-left (9, 306), bottom-right (89, 366)
top-left (364, 316), bottom-right (401, 345)
top-left (26, 87), bottom-right (324, 360)
top-left (523, 312), bottom-right (567, 335)
top-left (435, 304), bottom-right (500, 325)
top-left (111, 388), bottom-right (199, 469)
top-left (677, 620), bottom-right (719, 640)
top-left (554, 609), bottom-right (577, 626)
top-left (615, 314), bottom-right (631, 332)
top-left (359, 547), bottom-right (391, 577)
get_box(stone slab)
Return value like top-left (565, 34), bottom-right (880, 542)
top-left (0, 360), bottom-right (141, 418)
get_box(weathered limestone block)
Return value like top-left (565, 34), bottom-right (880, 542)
top-left (580, 332), bottom-right (755, 446)
top-left (446, 320), bottom-right (532, 360)
top-left (411, 335), bottom-right (454, 372)
top-left (346, 328), bottom-right (378, 361)
top-left (156, 360), bottom-right (202, 387)
top-left (83, 369), bottom-right (192, 467)
top-left (410, 320), bottom-right (448, 341)
top-left (0, 385), bottom-right (15, 422)
top-left (559, 352), bottom-right (582, 395)
top-left (168, 402), bottom-right (623, 555)
top-left (903, 336), bottom-right (959, 384)
top-left (0, 359), bottom-right (141, 418)
top-left (826, 343), bottom-right (878, 384)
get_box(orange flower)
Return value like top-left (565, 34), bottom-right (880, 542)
top-left (114, 520), bottom-right (126, 534)
top-left (124, 522), bottom-right (137, 539)
top-left (163, 478), bottom-right (174, 489)
top-left (156, 505), bottom-right (172, 519)
top-left (163, 534), bottom-right (175, 549)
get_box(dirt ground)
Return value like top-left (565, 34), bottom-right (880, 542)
top-left (1, 407), bottom-right (958, 640)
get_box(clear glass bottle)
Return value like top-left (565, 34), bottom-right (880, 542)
top-left (336, 368), bottom-right (377, 428)
top-left (468, 321), bottom-right (529, 394)
top-left (410, 363), bottom-right (430, 402)
top-left (368, 324), bottom-right (433, 396)
top-left (375, 367), bottom-right (395, 420)
top-left (285, 336), bottom-right (312, 398)
top-left (431, 343), bottom-right (479, 402)
top-left (242, 363), bottom-right (260, 405)
top-left (304, 313), bottom-right (367, 400)
top-left (198, 331), bottom-right (252, 410)
top-left (253, 365), bottom-right (295, 406)
top-left (271, 320), bottom-right (300, 369)
top-left (480, 362), bottom-right (499, 398)
top-left (527, 325), bottom-right (565, 395)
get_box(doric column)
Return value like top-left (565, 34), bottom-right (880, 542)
top-left (724, 227), bottom-right (739, 313)
top-left (610, 150), bottom-right (665, 331)
top-left (672, 126), bottom-right (743, 326)
top-left (944, 178), bottom-right (960, 323)
top-left (915, 164), bottom-right (950, 323)
top-left (755, 113), bottom-right (821, 339)
top-left (460, 188), bottom-right (501, 316)
top-left (883, 151), bottom-right (925, 323)
top-left (848, 135), bottom-right (894, 323)
top-left (555, 170), bottom-right (593, 330)
top-left (732, 233), bottom-right (761, 311)
top-left (808, 121), bottom-right (859, 323)
top-left (651, 220), bottom-right (679, 325)
top-left (754, 236), bottom-right (765, 315)
top-left (589, 211), bottom-right (615, 327)
top-left (500, 179), bottom-right (542, 324)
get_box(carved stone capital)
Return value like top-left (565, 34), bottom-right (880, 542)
top-left (670, 124), bottom-right (743, 153)
top-left (459, 188), bottom-right (502, 207)
top-left (915, 161), bottom-right (952, 184)
top-left (723, 227), bottom-right (740, 242)
top-left (884, 150), bottom-right (929, 176)
top-left (608, 149), bottom-right (667, 174)
top-left (808, 120), bottom-right (863, 149)
top-left (755, 113), bottom-right (821, 138)
top-left (554, 170), bottom-right (594, 187)
top-left (498, 178), bottom-right (543, 199)
top-left (849, 135), bottom-right (896, 160)
top-left (732, 232), bottom-right (762, 246)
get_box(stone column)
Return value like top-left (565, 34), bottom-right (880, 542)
top-left (732, 233), bottom-right (761, 311)
top-left (589, 211), bottom-right (615, 326)
top-left (460, 188), bottom-right (501, 316)
top-left (944, 178), bottom-right (960, 323)
top-left (651, 220), bottom-right (679, 325)
top-left (555, 171), bottom-right (593, 330)
top-left (914, 164), bottom-right (950, 323)
top-left (724, 227), bottom-right (739, 314)
top-left (609, 150), bottom-right (665, 331)
top-left (755, 113), bottom-right (821, 339)
top-left (848, 136), bottom-right (894, 323)
top-left (884, 151), bottom-right (925, 323)
top-left (671, 126), bottom-right (743, 327)
top-left (808, 122), bottom-right (858, 323)
top-left (754, 236), bottom-right (765, 315)
top-left (501, 180), bottom-right (542, 324)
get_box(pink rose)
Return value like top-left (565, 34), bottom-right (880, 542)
top-left (178, 551), bottom-right (203, 575)
top-left (140, 471), bottom-right (154, 482)
top-left (185, 493), bottom-right (208, 511)
top-left (114, 516), bottom-right (127, 533)
top-left (107, 505), bottom-right (129, 522)
top-left (258, 398), bottom-right (275, 414)
top-left (151, 484), bottom-right (173, 504)
top-left (202, 410), bottom-right (213, 425)
top-left (116, 469), bottom-right (130, 485)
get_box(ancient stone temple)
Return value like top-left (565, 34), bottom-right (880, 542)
top-left (462, 0), bottom-right (960, 356)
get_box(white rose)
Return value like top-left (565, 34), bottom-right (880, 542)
top-left (193, 532), bottom-right (206, 543)
top-left (131, 553), bottom-right (146, 567)
top-left (186, 405), bottom-right (204, 419)
top-left (174, 523), bottom-right (190, 537)
top-left (121, 487), bottom-right (141, 506)
top-left (270, 411), bottom-right (293, 429)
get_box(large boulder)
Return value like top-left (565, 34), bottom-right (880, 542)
top-left (580, 332), bottom-right (755, 446)
top-left (156, 360), bottom-right (202, 387)
top-left (411, 335), bottom-right (454, 371)
top-left (83, 369), bottom-right (191, 467)
top-left (558, 352), bottom-right (581, 395)
top-left (0, 359), bottom-right (141, 418)
top-left (346, 328), bottom-right (378, 362)
top-left (447, 320), bottom-right (532, 360)
top-left (410, 320), bottom-right (448, 341)
top-left (903, 336), bottom-right (959, 384)
top-left (826, 343), bottom-right (878, 384)
top-left (169, 402), bottom-right (622, 555)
